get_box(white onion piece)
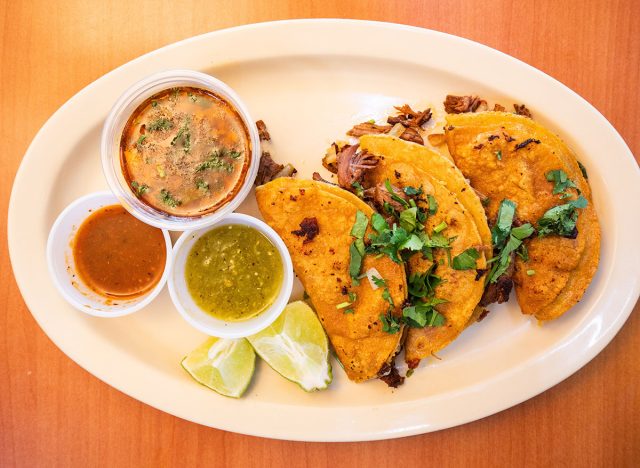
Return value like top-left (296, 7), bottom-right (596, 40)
top-left (388, 123), bottom-right (406, 137)
top-left (365, 267), bottom-right (383, 289)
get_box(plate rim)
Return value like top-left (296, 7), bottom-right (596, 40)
top-left (8, 19), bottom-right (640, 442)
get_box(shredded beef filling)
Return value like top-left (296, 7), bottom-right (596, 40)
top-left (254, 120), bottom-right (297, 185)
top-left (444, 95), bottom-right (533, 120)
top-left (477, 308), bottom-right (490, 322)
top-left (345, 104), bottom-right (432, 145)
top-left (366, 182), bottom-right (409, 213)
top-left (347, 122), bottom-right (392, 137)
top-left (399, 126), bottom-right (424, 144)
top-left (444, 95), bottom-right (488, 114)
top-left (255, 151), bottom-right (284, 185)
top-left (513, 104), bottom-right (533, 118)
top-left (336, 144), bottom-right (378, 189)
top-left (480, 251), bottom-right (516, 306)
top-left (387, 104), bottom-right (432, 127)
top-left (256, 119), bottom-right (271, 141)
top-left (378, 362), bottom-right (405, 388)
top-left (406, 359), bottom-right (420, 370)
top-left (311, 172), bottom-right (336, 185)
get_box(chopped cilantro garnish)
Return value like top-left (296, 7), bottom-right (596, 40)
top-left (546, 169), bottom-right (577, 197)
top-left (385, 179), bottom-right (409, 208)
top-left (351, 181), bottom-right (365, 198)
top-left (416, 206), bottom-right (427, 224)
top-left (348, 291), bottom-right (357, 302)
top-left (336, 302), bottom-right (351, 309)
top-left (399, 233), bottom-right (423, 252)
top-left (151, 100), bottom-right (158, 107)
top-left (349, 241), bottom-right (363, 280)
top-left (350, 210), bottom-right (369, 239)
top-left (420, 231), bottom-right (453, 249)
top-left (486, 199), bottom-right (534, 284)
top-left (380, 311), bottom-right (402, 334)
top-left (196, 179), bottom-right (209, 191)
top-left (511, 223), bottom-right (535, 239)
top-left (427, 194), bottom-right (438, 215)
top-left (403, 185), bottom-right (423, 196)
top-left (371, 212), bottom-right (389, 233)
top-left (399, 207), bottom-right (418, 233)
top-left (349, 211), bottom-right (369, 280)
top-left (344, 308), bottom-right (355, 314)
top-left (381, 288), bottom-right (394, 307)
top-left (130, 181), bottom-right (149, 197)
top-left (408, 263), bottom-right (443, 299)
top-left (159, 189), bottom-right (181, 207)
top-left (418, 230), bottom-right (454, 262)
top-left (402, 298), bottom-right (447, 328)
top-left (527, 269), bottom-right (536, 276)
top-left (195, 149), bottom-right (234, 173)
top-left (452, 248), bottom-right (480, 270)
top-left (516, 242), bottom-right (529, 261)
top-left (371, 276), bottom-right (387, 288)
top-left (433, 221), bottom-right (448, 233)
top-left (171, 121), bottom-right (191, 152)
top-left (537, 196), bottom-right (587, 237)
top-left (368, 224), bottom-right (415, 263)
top-left (492, 199), bottom-right (516, 246)
top-left (366, 197), bottom-right (452, 263)
top-left (135, 134), bottom-right (147, 147)
top-left (495, 149), bottom-right (502, 160)
top-left (147, 118), bottom-right (173, 131)
top-left (369, 274), bottom-right (396, 327)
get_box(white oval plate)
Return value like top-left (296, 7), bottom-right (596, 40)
top-left (8, 20), bottom-right (640, 441)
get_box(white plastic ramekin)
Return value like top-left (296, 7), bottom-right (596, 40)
top-left (168, 213), bottom-right (293, 338)
top-left (100, 69), bottom-right (261, 231)
top-left (46, 191), bottom-right (173, 317)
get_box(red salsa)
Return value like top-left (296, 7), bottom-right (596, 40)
top-left (73, 205), bottom-right (166, 298)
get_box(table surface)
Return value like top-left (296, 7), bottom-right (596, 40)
top-left (1, 1), bottom-right (639, 466)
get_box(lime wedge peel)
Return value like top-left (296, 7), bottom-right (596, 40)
top-left (181, 337), bottom-right (255, 398)
top-left (247, 301), bottom-right (332, 392)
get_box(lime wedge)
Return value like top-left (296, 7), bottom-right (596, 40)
top-left (181, 337), bottom-right (255, 398)
top-left (247, 301), bottom-right (332, 391)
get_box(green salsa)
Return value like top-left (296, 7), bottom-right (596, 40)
top-left (185, 224), bottom-right (283, 321)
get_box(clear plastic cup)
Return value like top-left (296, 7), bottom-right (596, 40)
top-left (101, 69), bottom-right (261, 231)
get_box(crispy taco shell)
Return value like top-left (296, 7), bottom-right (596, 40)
top-left (359, 135), bottom-right (488, 365)
top-left (444, 112), bottom-right (600, 321)
top-left (255, 178), bottom-right (407, 382)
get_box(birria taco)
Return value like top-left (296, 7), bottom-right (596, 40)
top-left (357, 134), bottom-right (491, 367)
top-left (444, 111), bottom-right (600, 321)
top-left (256, 178), bottom-right (407, 384)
